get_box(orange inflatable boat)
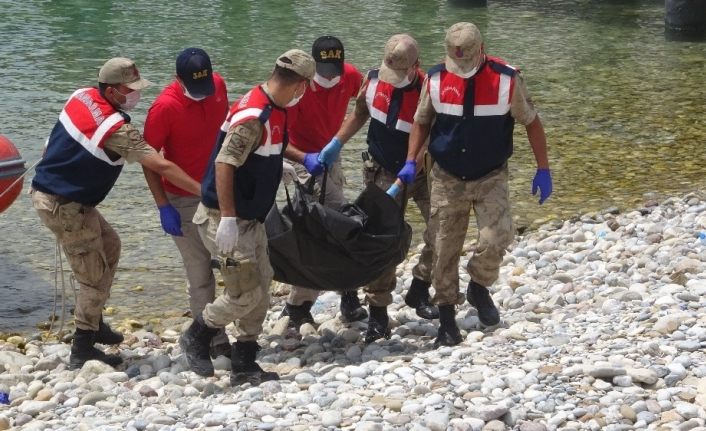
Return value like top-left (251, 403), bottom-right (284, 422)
top-left (0, 135), bottom-right (26, 213)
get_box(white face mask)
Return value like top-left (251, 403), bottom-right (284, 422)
top-left (184, 87), bottom-right (206, 101)
top-left (313, 73), bottom-right (341, 89)
top-left (116, 89), bottom-right (141, 111)
top-left (286, 92), bottom-right (304, 107)
top-left (459, 65), bottom-right (480, 79)
top-left (458, 52), bottom-right (485, 78)
top-left (461, 66), bottom-right (478, 78)
top-left (393, 72), bottom-right (414, 89)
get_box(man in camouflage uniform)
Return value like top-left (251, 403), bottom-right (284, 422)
top-left (325, 34), bottom-right (439, 343)
top-left (400, 22), bottom-right (553, 347)
top-left (31, 58), bottom-right (202, 369)
top-left (179, 49), bottom-right (317, 386)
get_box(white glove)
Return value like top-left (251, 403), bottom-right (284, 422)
top-left (282, 161), bottom-right (298, 185)
top-left (215, 216), bottom-right (239, 254)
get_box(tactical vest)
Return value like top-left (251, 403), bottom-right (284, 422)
top-left (32, 87), bottom-right (126, 206)
top-left (428, 56), bottom-right (517, 180)
top-left (201, 85), bottom-right (286, 222)
top-left (365, 69), bottom-right (424, 173)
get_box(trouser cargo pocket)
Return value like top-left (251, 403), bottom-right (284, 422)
top-left (59, 203), bottom-right (107, 287)
top-left (220, 258), bottom-right (258, 295)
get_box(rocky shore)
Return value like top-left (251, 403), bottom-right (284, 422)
top-left (2, 192), bottom-right (706, 431)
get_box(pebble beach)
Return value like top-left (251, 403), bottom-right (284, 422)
top-left (2, 192), bottom-right (706, 431)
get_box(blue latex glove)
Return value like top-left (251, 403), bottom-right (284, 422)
top-left (532, 168), bottom-right (553, 204)
top-left (158, 204), bottom-right (183, 236)
top-left (396, 160), bottom-right (417, 184)
top-left (303, 153), bottom-right (324, 176)
top-left (318, 137), bottom-right (343, 168)
top-left (386, 183), bottom-right (401, 198)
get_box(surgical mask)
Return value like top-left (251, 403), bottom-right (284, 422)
top-left (459, 52), bottom-right (485, 79)
top-left (459, 66), bottom-right (480, 79)
top-left (116, 89), bottom-right (141, 111)
top-left (183, 87), bottom-right (206, 101)
top-left (393, 74), bottom-right (413, 89)
top-left (286, 92), bottom-right (304, 107)
top-left (313, 73), bottom-right (341, 89)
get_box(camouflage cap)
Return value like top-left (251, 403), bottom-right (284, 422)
top-left (98, 57), bottom-right (152, 90)
top-left (379, 34), bottom-right (419, 86)
top-left (275, 49), bottom-right (315, 81)
top-left (444, 22), bottom-right (483, 76)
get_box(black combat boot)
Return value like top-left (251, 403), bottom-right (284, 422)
top-left (179, 313), bottom-right (219, 377)
top-left (404, 278), bottom-right (440, 320)
top-left (209, 329), bottom-right (233, 359)
top-left (69, 328), bottom-right (123, 370)
top-left (280, 301), bottom-right (315, 328)
top-left (365, 305), bottom-right (391, 344)
top-left (95, 316), bottom-right (124, 345)
top-left (466, 281), bottom-right (500, 326)
top-left (230, 341), bottom-right (280, 386)
top-left (340, 290), bottom-right (368, 323)
top-left (434, 305), bottom-right (463, 348)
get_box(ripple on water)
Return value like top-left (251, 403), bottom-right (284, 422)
top-left (1, 0), bottom-right (705, 332)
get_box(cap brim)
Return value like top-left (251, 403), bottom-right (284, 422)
top-left (445, 56), bottom-right (477, 76)
top-left (184, 77), bottom-right (216, 98)
top-left (378, 61), bottom-right (408, 86)
top-left (315, 62), bottom-right (343, 78)
top-left (125, 77), bottom-right (153, 91)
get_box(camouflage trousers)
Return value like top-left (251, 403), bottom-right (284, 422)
top-left (428, 164), bottom-right (514, 305)
top-left (193, 203), bottom-right (274, 342)
top-left (166, 194), bottom-right (227, 346)
top-left (286, 158), bottom-right (349, 305)
top-left (32, 190), bottom-right (120, 331)
top-left (362, 159), bottom-right (433, 307)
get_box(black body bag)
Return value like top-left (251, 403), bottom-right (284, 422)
top-left (264, 173), bottom-right (412, 291)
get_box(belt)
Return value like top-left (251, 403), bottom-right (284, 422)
top-left (53, 194), bottom-right (73, 205)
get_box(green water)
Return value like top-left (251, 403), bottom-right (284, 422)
top-left (1, 0), bottom-right (705, 333)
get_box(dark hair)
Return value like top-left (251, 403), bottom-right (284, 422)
top-left (98, 82), bottom-right (115, 97)
top-left (271, 65), bottom-right (307, 85)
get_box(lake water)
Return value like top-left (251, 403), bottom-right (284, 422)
top-left (1, 0), bottom-right (705, 334)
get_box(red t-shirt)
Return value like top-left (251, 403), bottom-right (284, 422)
top-left (288, 63), bottom-right (363, 153)
top-left (144, 73), bottom-right (229, 196)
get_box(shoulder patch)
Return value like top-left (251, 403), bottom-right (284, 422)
top-left (488, 61), bottom-right (517, 77)
top-left (427, 63), bottom-right (446, 76)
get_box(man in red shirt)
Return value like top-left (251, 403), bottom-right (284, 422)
top-left (142, 47), bottom-right (230, 356)
top-left (281, 36), bottom-right (368, 327)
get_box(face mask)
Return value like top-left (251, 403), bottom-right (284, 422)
top-left (313, 73), bottom-right (341, 89)
top-left (393, 73), bottom-right (413, 89)
top-left (458, 52), bottom-right (485, 78)
top-left (116, 88), bottom-right (141, 111)
top-left (459, 66), bottom-right (480, 79)
top-left (183, 87), bottom-right (206, 101)
top-left (286, 92), bottom-right (304, 107)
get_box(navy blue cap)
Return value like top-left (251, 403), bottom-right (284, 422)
top-left (176, 47), bottom-right (215, 98)
top-left (312, 36), bottom-right (344, 77)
